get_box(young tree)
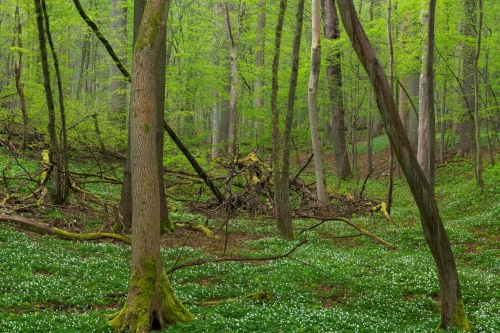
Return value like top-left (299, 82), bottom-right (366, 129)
top-left (474, 0), bottom-right (484, 188)
top-left (336, 0), bottom-right (469, 329)
top-left (108, 0), bottom-right (193, 331)
top-left (308, 0), bottom-right (327, 204)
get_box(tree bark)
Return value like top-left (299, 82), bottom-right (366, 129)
top-left (253, 2), bottom-right (265, 145)
top-left (308, 0), bottom-right (327, 204)
top-left (336, 0), bottom-right (469, 329)
top-left (322, 0), bottom-right (350, 179)
top-left (14, 6), bottom-right (28, 151)
top-left (108, 1), bottom-right (193, 331)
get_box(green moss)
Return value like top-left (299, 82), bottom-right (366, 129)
top-left (108, 256), bottom-right (193, 332)
top-left (453, 299), bottom-right (470, 331)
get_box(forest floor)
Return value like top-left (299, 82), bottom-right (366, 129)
top-left (1, 135), bottom-right (500, 332)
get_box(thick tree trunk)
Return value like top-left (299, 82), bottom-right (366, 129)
top-left (270, 0), bottom-right (289, 238)
top-left (308, 0), bottom-right (327, 204)
top-left (336, 0), bottom-right (469, 329)
top-left (109, 0), bottom-right (128, 128)
top-left (280, 0), bottom-right (305, 240)
top-left (108, 1), bottom-right (193, 331)
top-left (322, 0), bottom-right (350, 179)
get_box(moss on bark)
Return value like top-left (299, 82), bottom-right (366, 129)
top-left (453, 299), bottom-right (470, 331)
top-left (108, 257), bottom-right (193, 332)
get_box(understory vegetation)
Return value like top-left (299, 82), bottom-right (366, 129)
top-left (1, 136), bottom-right (500, 332)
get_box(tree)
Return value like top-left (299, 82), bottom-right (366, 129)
top-left (473, 0), bottom-right (484, 188)
top-left (279, 0), bottom-right (306, 240)
top-left (336, 0), bottom-right (469, 329)
top-left (308, 0), bottom-right (327, 204)
top-left (34, 0), bottom-right (69, 205)
top-left (107, 0), bottom-right (193, 331)
top-left (322, 0), bottom-right (350, 179)
top-left (270, 0), bottom-right (289, 238)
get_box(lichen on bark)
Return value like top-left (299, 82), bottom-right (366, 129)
top-left (108, 257), bottom-right (193, 332)
top-left (453, 299), bottom-right (470, 331)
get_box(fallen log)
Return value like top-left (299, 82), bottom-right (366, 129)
top-left (0, 212), bottom-right (130, 244)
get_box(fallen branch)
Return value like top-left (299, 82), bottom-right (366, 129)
top-left (0, 212), bottom-right (130, 244)
top-left (166, 239), bottom-right (308, 274)
top-left (196, 291), bottom-right (268, 306)
top-left (296, 214), bottom-right (396, 250)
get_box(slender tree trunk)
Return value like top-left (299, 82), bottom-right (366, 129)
top-left (253, 2), bottom-right (265, 145)
top-left (408, 73), bottom-right (419, 150)
top-left (308, 0), bottom-right (327, 204)
top-left (108, 1), bottom-right (193, 330)
top-left (473, 0), bottom-right (484, 188)
top-left (34, 0), bottom-right (67, 205)
top-left (417, 1), bottom-right (430, 179)
top-left (109, 0), bottom-right (128, 128)
top-left (14, 6), bottom-right (28, 151)
top-left (439, 81), bottom-right (447, 164)
top-left (336, 0), bottom-right (469, 329)
top-left (270, 0), bottom-right (288, 237)
top-left (280, 0), bottom-right (305, 240)
top-left (322, 0), bottom-right (350, 179)
top-left (427, 0), bottom-right (436, 193)
top-left (76, 29), bottom-right (91, 98)
top-left (223, 2), bottom-right (245, 157)
top-left (212, 3), bottom-right (221, 160)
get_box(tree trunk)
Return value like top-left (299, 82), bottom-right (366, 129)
top-left (253, 2), bottom-right (265, 145)
top-left (322, 0), bottom-right (350, 179)
top-left (426, 0), bottom-right (436, 193)
top-left (14, 6), bottom-right (28, 151)
top-left (223, 2), bottom-right (245, 158)
top-left (108, 1), bottom-right (193, 331)
top-left (386, 0), bottom-right (394, 213)
top-left (212, 3), bottom-right (221, 160)
top-left (408, 73), bottom-right (419, 150)
top-left (109, 0), bottom-right (128, 128)
top-left (308, 0), bottom-right (327, 204)
top-left (34, 0), bottom-right (68, 205)
top-left (270, 0), bottom-right (289, 238)
top-left (336, 0), bottom-right (469, 329)
top-left (473, 0), bottom-right (484, 188)
top-left (280, 0), bottom-right (305, 240)
top-left (459, 0), bottom-right (475, 156)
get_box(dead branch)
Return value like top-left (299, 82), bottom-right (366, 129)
top-left (166, 239), bottom-right (308, 274)
top-left (296, 214), bottom-right (396, 250)
top-left (0, 212), bottom-right (130, 244)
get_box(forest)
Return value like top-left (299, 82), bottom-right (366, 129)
top-left (0, 0), bottom-right (499, 332)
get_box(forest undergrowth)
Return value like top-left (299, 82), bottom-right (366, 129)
top-left (1, 136), bottom-right (500, 332)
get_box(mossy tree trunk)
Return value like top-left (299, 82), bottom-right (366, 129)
top-left (336, 0), bottom-right (469, 329)
top-left (108, 0), bottom-right (193, 331)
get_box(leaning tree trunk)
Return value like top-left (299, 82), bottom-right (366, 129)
top-left (336, 0), bottom-right (469, 329)
top-left (108, 0), bottom-right (193, 331)
top-left (308, 0), bottom-right (327, 204)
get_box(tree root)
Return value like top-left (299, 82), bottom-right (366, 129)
top-left (0, 212), bottom-right (130, 244)
top-left (296, 214), bottom-right (396, 250)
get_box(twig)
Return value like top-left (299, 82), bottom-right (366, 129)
top-left (296, 214), bottom-right (396, 250)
